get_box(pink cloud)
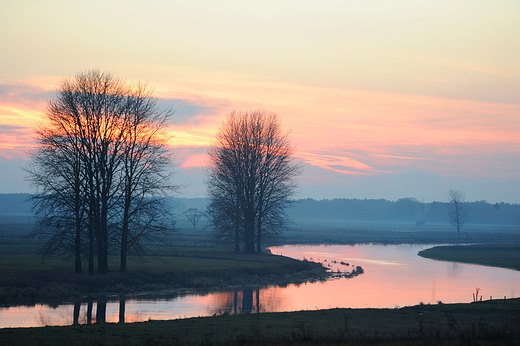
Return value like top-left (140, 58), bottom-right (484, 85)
top-left (180, 153), bottom-right (208, 168)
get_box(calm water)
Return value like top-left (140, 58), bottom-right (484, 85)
top-left (1, 244), bottom-right (519, 328)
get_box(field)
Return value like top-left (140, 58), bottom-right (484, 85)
top-left (284, 218), bottom-right (520, 245)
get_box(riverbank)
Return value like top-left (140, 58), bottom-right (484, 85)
top-left (418, 243), bottom-right (520, 271)
top-left (1, 298), bottom-right (518, 345)
top-left (0, 251), bottom-right (349, 306)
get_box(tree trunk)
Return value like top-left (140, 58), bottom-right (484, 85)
top-left (74, 198), bottom-right (82, 274)
top-left (120, 197), bottom-right (130, 271)
top-left (88, 209), bottom-right (95, 275)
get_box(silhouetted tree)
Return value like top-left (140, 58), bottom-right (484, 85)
top-left (447, 189), bottom-right (469, 232)
top-left (205, 110), bottom-right (300, 253)
top-left (184, 208), bottom-right (205, 229)
top-left (26, 69), bottom-right (177, 274)
top-left (117, 84), bottom-right (177, 271)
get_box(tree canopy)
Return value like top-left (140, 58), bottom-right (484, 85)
top-left (205, 110), bottom-right (301, 253)
top-left (26, 70), bottom-right (178, 274)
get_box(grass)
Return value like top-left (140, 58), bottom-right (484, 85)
top-left (1, 298), bottom-right (519, 345)
top-left (418, 243), bottom-right (520, 271)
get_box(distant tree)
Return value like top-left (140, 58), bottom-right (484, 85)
top-left (205, 110), bottom-right (301, 253)
top-left (184, 208), bottom-right (205, 229)
top-left (447, 189), bottom-right (469, 232)
top-left (26, 69), bottom-right (178, 274)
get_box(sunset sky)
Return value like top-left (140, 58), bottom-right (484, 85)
top-left (1, 1), bottom-right (519, 203)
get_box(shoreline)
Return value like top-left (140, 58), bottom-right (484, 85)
top-left (0, 255), bottom-right (365, 307)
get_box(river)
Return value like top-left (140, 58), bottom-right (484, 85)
top-left (1, 244), bottom-right (518, 328)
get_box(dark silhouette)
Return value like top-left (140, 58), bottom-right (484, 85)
top-left (447, 189), bottom-right (469, 232)
top-left (184, 208), bottom-right (205, 229)
top-left (87, 297), bottom-right (93, 324)
top-left (96, 296), bottom-right (107, 324)
top-left (73, 299), bottom-right (81, 325)
top-left (205, 110), bottom-right (301, 253)
top-left (119, 295), bottom-right (126, 323)
top-left (25, 69), bottom-right (177, 274)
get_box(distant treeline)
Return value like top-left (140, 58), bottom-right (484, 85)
top-left (1, 194), bottom-right (519, 225)
top-left (288, 198), bottom-right (520, 225)
top-left (0, 193), bottom-right (208, 217)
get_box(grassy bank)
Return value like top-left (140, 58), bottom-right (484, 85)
top-left (1, 298), bottom-right (519, 345)
top-left (0, 216), bottom-right (335, 304)
top-left (418, 244), bottom-right (520, 271)
top-left (0, 250), bottom-right (330, 305)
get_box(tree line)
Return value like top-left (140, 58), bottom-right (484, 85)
top-left (287, 197), bottom-right (520, 225)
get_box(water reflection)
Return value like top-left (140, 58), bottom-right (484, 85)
top-left (68, 289), bottom-right (266, 326)
top-left (209, 288), bottom-right (262, 315)
top-left (69, 296), bottom-right (107, 325)
top-left (448, 262), bottom-right (462, 278)
top-left (69, 295), bottom-right (134, 325)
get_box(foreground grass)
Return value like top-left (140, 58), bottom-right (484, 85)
top-left (1, 298), bottom-right (519, 346)
top-left (418, 244), bottom-right (520, 271)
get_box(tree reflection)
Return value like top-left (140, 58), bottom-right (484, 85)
top-left (87, 297), bottom-right (93, 324)
top-left (66, 295), bottom-right (129, 325)
top-left (95, 296), bottom-right (106, 324)
top-left (119, 295), bottom-right (125, 324)
top-left (210, 288), bottom-right (267, 315)
top-left (60, 289), bottom-right (268, 327)
top-left (73, 299), bottom-right (80, 325)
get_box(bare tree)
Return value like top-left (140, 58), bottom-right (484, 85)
top-left (184, 208), bottom-right (205, 229)
top-left (205, 110), bottom-right (301, 253)
top-left (26, 69), bottom-right (178, 274)
top-left (447, 189), bottom-right (470, 232)
top-left (117, 83), bottom-right (177, 271)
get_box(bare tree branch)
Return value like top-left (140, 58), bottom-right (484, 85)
top-left (205, 110), bottom-right (301, 253)
top-left (25, 69), bottom-right (179, 274)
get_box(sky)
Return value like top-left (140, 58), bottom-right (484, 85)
top-left (0, 0), bottom-right (519, 203)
